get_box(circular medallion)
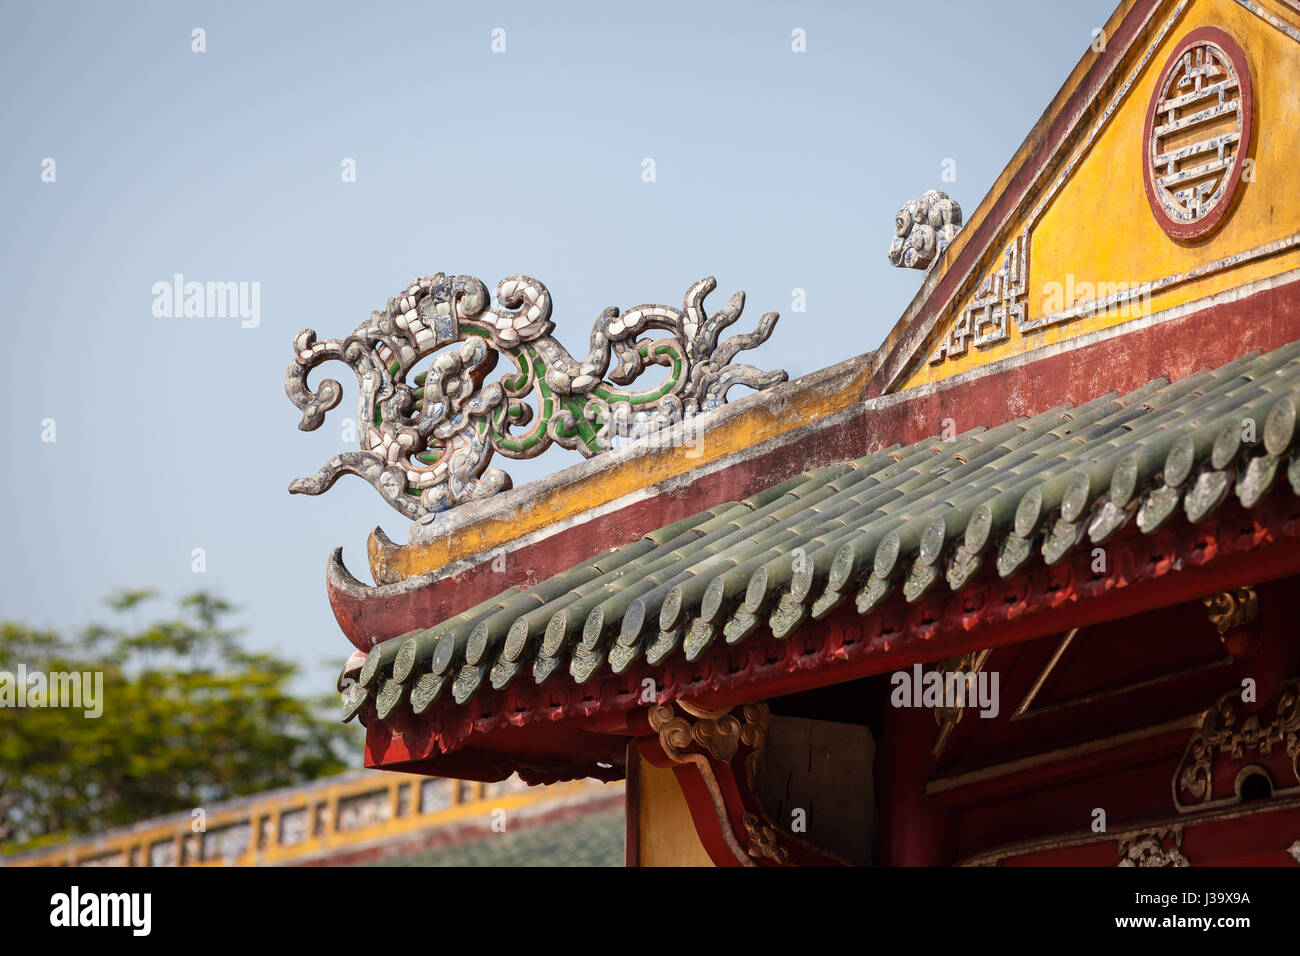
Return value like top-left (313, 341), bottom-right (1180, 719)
top-left (1143, 27), bottom-right (1253, 241)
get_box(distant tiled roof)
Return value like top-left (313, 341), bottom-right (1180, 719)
top-left (345, 339), bottom-right (1300, 720)
top-left (369, 808), bottom-right (624, 867)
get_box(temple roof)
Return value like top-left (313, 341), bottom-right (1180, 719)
top-left (344, 337), bottom-right (1300, 720)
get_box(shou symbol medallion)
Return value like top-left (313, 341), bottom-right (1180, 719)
top-left (285, 274), bottom-right (787, 519)
top-left (1143, 27), bottom-right (1252, 241)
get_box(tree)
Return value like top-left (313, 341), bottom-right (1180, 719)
top-left (0, 590), bottom-right (359, 852)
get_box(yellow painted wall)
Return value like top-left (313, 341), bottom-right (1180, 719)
top-left (901, 0), bottom-right (1300, 390)
top-left (634, 755), bottom-right (716, 867)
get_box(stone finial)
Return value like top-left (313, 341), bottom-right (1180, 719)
top-left (888, 189), bottom-right (963, 270)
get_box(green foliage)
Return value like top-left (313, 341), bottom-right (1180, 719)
top-left (0, 590), bottom-right (359, 852)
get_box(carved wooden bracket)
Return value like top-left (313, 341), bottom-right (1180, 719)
top-left (1203, 588), bottom-right (1259, 633)
top-left (931, 647), bottom-right (994, 758)
top-left (639, 700), bottom-right (847, 867)
top-left (1203, 587), bottom-right (1261, 658)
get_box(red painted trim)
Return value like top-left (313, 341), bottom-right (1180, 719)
top-left (974, 801), bottom-right (1300, 867)
top-left (366, 718), bottom-right (626, 784)
top-left (1142, 27), bottom-right (1253, 241)
top-left (930, 723), bottom-right (1193, 810)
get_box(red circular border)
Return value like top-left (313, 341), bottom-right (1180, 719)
top-left (1142, 26), bottom-right (1254, 242)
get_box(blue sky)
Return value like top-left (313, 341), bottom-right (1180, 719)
top-left (0, 0), bottom-right (1119, 687)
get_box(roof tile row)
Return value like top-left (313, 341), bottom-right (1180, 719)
top-left (342, 339), bottom-right (1300, 721)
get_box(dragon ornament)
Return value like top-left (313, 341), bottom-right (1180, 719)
top-left (285, 273), bottom-right (787, 519)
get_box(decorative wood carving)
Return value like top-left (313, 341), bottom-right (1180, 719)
top-left (932, 647), bottom-right (993, 757)
top-left (962, 798), bottom-right (1300, 866)
top-left (1117, 827), bottom-right (1190, 867)
top-left (1203, 587), bottom-right (1258, 634)
top-left (1203, 586), bottom-right (1262, 658)
top-left (1173, 678), bottom-right (1300, 812)
top-left (742, 813), bottom-right (790, 864)
top-left (642, 700), bottom-right (846, 867)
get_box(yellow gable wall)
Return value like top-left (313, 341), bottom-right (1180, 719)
top-left (900, 0), bottom-right (1300, 390)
